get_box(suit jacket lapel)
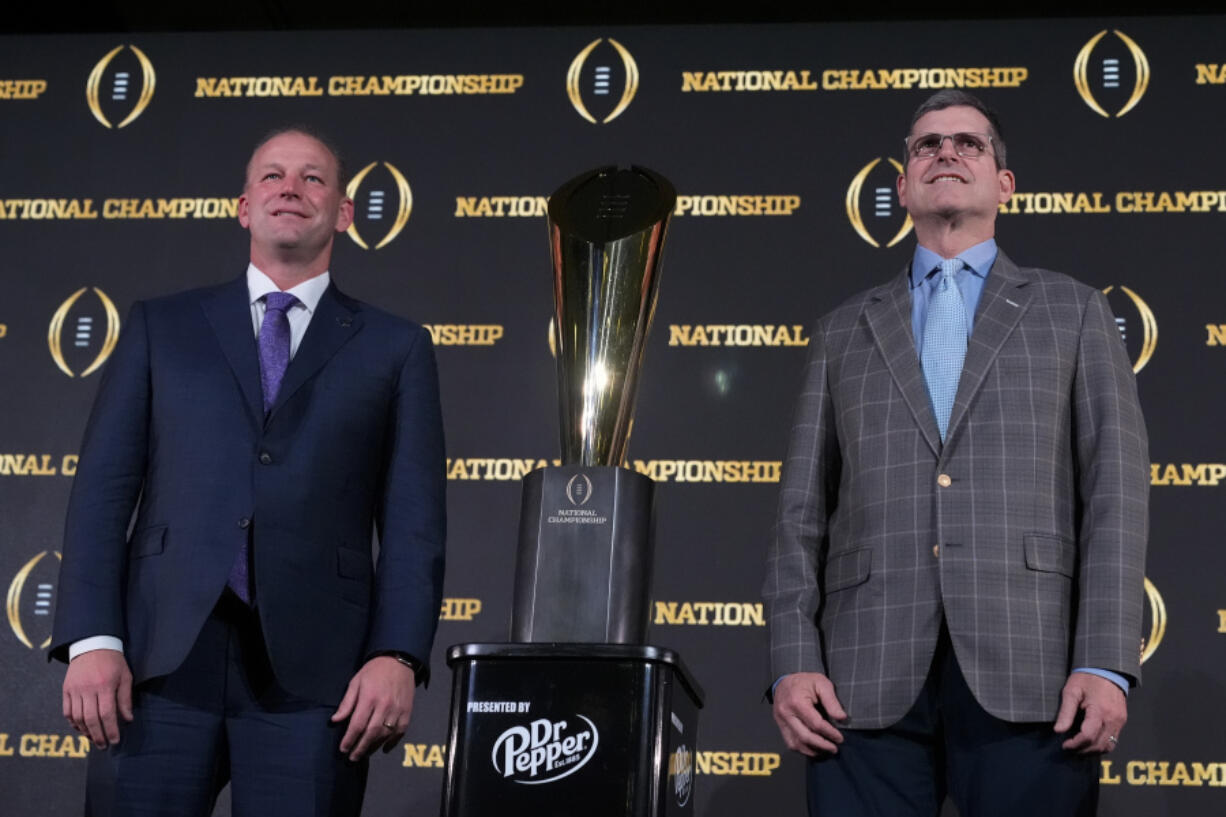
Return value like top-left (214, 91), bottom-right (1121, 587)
top-left (864, 269), bottom-right (942, 457)
top-left (201, 275), bottom-right (264, 428)
top-left (267, 283), bottom-right (363, 422)
top-left (945, 250), bottom-right (1033, 442)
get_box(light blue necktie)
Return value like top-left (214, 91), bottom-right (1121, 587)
top-left (921, 258), bottom-right (967, 442)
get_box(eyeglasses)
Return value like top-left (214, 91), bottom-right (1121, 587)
top-left (905, 132), bottom-right (994, 160)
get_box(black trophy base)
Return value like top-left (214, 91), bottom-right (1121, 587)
top-left (511, 465), bottom-right (653, 643)
top-left (443, 643), bottom-right (703, 817)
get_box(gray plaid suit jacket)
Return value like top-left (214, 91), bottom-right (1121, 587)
top-left (764, 250), bottom-right (1148, 728)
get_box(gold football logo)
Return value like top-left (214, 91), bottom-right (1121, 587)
top-left (86, 44), bottom-right (156, 128)
top-left (567, 38), bottom-right (639, 124)
top-left (1074, 30), bottom-right (1150, 118)
top-left (7, 551), bottom-right (61, 649)
top-left (1140, 577), bottom-right (1166, 664)
top-left (1101, 285), bottom-right (1157, 373)
top-left (48, 287), bottom-right (121, 378)
top-left (345, 161), bottom-right (412, 250)
top-left (846, 158), bottom-right (913, 248)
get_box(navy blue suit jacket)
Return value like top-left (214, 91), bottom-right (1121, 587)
top-left (51, 274), bottom-right (446, 706)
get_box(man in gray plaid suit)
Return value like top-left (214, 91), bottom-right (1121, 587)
top-left (764, 91), bottom-right (1148, 816)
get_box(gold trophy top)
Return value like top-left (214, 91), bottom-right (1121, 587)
top-left (547, 166), bottom-right (676, 467)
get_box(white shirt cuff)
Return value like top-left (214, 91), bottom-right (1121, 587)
top-left (68, 636), bottom-right (124, 660)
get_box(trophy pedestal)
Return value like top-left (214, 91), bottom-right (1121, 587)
top-left (511, 466), bottom-right (654, 643)
top-left (442, 643), bottom-right (703, 817)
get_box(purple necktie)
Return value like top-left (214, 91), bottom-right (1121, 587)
top-left (258, 291), bottom-right (299, 413)
top-left (228, 291), bottom-right (298, 604)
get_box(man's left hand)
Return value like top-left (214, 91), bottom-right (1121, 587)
top-left (1054, 671), bottom-right (1127, 754)
top-left (331, 655), bottom-right (416, 761)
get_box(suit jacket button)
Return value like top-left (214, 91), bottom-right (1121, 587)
top-left (932, 544), bottom-right (940, 558)
top-left (937, 473), bottom-right (952, 487)
top-left (238, 517), bottom-right (251, 529)
top-left (259, 452), bottom-right (273, 465)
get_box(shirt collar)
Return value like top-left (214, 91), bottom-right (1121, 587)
top-left (246, 263), bottom-right (331, 313)
top-left (909, 238), bottom-right (998, 290)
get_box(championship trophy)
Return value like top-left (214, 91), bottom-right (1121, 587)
top-left (510, 165), bottom-right (675, 643)
top-left (441, 167), bottom-right (700, 817)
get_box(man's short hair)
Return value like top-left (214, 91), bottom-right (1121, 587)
top-left (245, 125), bottom-right (350, 191)
top-left (906, 90), bottom-right (1007, 170)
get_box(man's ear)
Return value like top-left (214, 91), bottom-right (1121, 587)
top-left (335, 196), bottom-right (355, 233)
top-left (997, 169), bottom-right (1016, 205)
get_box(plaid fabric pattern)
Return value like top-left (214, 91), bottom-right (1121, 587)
top-left (764, 251), bottom-right (1149, 727)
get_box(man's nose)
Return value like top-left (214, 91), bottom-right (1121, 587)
top-left (936, 135), bottom-right (959, 159)
top-left (278, 177), bottom-right (302, 196)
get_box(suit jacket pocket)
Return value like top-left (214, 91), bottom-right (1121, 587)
top-left (823, 547), bottom-right (872, 593)
top-left (336, 547), bottom-right (373, 607)
top-left (1023, 533), bottom-right (1075, 577)
top-left (129, 525), bottom-right (166, 558)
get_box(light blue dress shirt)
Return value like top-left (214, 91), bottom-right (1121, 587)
top-left (909, 238), bottom-right (996, 354)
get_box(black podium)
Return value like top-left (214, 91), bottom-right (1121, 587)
top-left (442, 643), bottom-right (704, 817)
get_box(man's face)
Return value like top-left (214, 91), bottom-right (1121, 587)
top-left (897, 105), bottom-right (1015, 223)
top-left (237, 131), bottom-right (353, 260)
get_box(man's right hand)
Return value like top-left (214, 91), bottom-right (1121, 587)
top-left (772, 672), bottom-right (848, 756)
top-left (63, 650), bottom-right (134, 748)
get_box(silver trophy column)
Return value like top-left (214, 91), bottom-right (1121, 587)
top-left (510, 166), bottom-right (675, 644)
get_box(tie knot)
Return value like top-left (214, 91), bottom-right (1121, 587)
top-left (939, 258), bottom-right (962, 280)
top-left (264, 291), bottom-right (298, 314)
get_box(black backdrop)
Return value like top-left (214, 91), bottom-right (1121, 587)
top-left (2, 16), bottom-right (1224, 816)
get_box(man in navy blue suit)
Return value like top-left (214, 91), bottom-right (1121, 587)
top-left (51, 127), bottom-right (446, 816)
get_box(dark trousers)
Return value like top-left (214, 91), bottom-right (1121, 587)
top-left (85, 593), bottom-right (367, 817)
top-left (807, 626), bottom-right (1099, 817)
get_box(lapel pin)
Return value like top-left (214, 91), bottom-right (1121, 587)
top-left (337, 317), bottom-right (352, 327)
top-left (1005, 299), bottom-right (1019, 308)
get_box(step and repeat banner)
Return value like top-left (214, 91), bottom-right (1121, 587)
top-left (2, 16), bottom-right (1224, 816)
